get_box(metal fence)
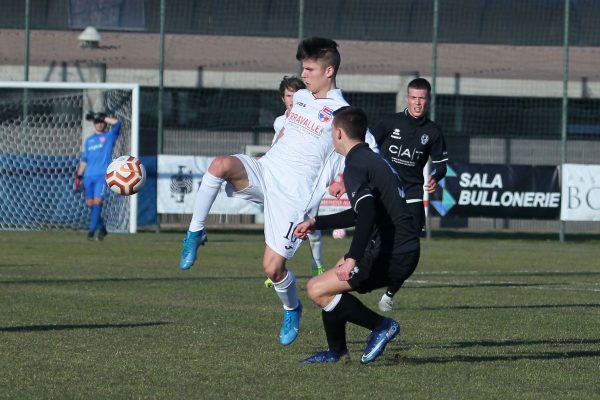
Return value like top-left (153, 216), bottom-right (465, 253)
top-left (1, 0), bottom-right (599, 234)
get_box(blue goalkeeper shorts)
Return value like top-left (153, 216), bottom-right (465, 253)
top-left (84, 174), bottom-right (109, 200)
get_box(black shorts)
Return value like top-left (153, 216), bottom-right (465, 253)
top-left (348, 237), bottom-right (420, 294)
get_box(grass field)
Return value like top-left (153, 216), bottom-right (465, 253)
top-left (1, 230), bottom-right (600, 399)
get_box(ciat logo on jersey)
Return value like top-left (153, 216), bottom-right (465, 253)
top-left (318, 106), bottom-right (334, 122)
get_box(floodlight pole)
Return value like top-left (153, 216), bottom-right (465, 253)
top-left (158, 0), bottom-right (165, 155)
top-left (156, 0), bottom-right (166, 233)
top-left (559, 0), bottom-right (570, 242)
top-left (426, 0), bottom-right (439, 240)
top-left (297, 0), bottom-right (304, 77)
top-left (24, 0), bottom-right (30, 81)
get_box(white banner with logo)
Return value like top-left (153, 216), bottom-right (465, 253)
top-left (561, 164), bottom-right (600, 221)
top-left (157, 155), bottom-right (263, 215)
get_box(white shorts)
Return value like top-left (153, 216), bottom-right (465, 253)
top-left (225, 154), bottom-right (306, 260)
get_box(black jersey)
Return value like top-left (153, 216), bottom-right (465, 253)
top-left (343, 143), bottom-right (420, 256)
top-left (371, 109), bottom-right (448, 200)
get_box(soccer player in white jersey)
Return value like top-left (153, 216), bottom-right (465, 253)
top-left (179, 37), bottom-right (349, 347)
top-left (266, 76), bottom-right (325, 287)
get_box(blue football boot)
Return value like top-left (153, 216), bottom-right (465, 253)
top-left (179, 229), bottom-right (208, 270)
top-left (299, 349), bottom-right (349, 364)
top-left (361, 318), bottom-right (400, 364)
top-left (279, 301), bottom-right (302, 346)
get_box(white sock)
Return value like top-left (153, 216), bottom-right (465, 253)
top-left (308, 230), bottom-right (323, 267)
top-left (273, 270), bottom-right (299, 310)
top-left (323, 293), bottom-right (342, 312)
top-left (189, 171), bottom-right (224, 232)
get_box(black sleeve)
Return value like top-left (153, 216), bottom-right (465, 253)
top-left (430, 126), bottom-right (448, 182)
top-left (314, 208), bottom-right (356, 230)
top-left (344, 195), bottom-right (376, 262)
top-left (431, 161), bottom-right (447, 182)
top-left (369, 117), bottom-right (389, 145)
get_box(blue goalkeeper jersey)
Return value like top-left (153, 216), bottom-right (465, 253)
top-left (81, 120), bottom-right (122, 177)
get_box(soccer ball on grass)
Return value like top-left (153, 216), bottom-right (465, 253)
top-left (105, 155), bottom-right (146, 196)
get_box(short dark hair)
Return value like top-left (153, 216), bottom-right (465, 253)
top-left (278, 76), bottom-right (306, 98)
top-left (332, 106), bottom-right (368, 141)
top-left (407, 77), bottom-right (431, 97)
top-left (296, 37), bottom-right (341, 77)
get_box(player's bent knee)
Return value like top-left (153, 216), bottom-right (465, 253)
top-left (264, 265), bottom-right (286, 283)
top-left (208, 155), bottom-right (239, 178)
top-left (306, 277), bottom-right (326, 303)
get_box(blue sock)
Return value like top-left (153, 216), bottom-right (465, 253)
top-left (90, 204), bottom-right (101, 233)
top-left (96, 204), bottom-right (105, 231)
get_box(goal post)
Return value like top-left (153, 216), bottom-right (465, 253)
top-left (0, 81), bottom-right (140, 233)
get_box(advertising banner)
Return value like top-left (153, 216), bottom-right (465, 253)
top-left (560, 164), bottom-right (600, 221)
top-left (157, 155), bottom-right (263, 215)
top-left (429, 163), bottom-right (561, 219)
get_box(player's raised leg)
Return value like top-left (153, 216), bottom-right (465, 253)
top-left (263, 246), bottom-right (302, 345)
top-left (180, 155), bottom-right (249, 269)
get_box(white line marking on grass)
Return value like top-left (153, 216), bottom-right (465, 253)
top-left (406, 279), bottom-right (600, 292)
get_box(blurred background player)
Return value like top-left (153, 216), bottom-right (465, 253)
top-left (370, 77), bottom-right (448, 311)
top-left (75, 112), bottom-right (122, 241)
top-left (265, 75), bottom-right (325, 288)
top-left (294, 106), bottom-right (420, 364)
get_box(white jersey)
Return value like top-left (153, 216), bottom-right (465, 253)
top-left (260, 88), bottom-right (347, 213)
top-left (273, 114), bottom-right (286, 145)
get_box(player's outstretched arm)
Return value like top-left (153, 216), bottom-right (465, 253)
top-left (294, 217), bottom-right (316, 240)
top-left (104, 116), bottom-right (118, 125)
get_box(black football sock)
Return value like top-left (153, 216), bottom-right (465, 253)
top-left (332, 293), bottom-right (384, 331)
top-left (321, 310), bottom-right (348, 354)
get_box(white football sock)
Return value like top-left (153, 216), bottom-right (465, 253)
top-left (189, 171), bottom-right (224, 232)
top-left (307, 230), bottom-right (323, 267)
top-left (323, 293), bottom-right (342, 312)
top-left (273, 270), bottom-right (299, 310)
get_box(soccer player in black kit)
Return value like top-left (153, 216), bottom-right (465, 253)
top-left (294, 106), bottom-right (420, 364)
top-left (371, 77), bottom-right (448, 312)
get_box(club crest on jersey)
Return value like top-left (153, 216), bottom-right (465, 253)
top-left (391, 128), bottom-right (401, 139)
top-left (100, 137), bottom-right (106, 143)
top-left (318, 106), bottom-right (334, 122)
top-left (421, 134), bottom-right (429, 145)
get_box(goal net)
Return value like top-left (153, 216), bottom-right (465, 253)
top-left (0, 82), bottom-right (140, 233)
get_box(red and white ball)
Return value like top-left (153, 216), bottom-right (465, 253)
top-left (105, 155), bottom-right (146, 196)
top-left (332, 229), bottom-right (347, 240)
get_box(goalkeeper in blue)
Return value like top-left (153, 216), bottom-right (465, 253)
top-left (75, 112), bottom-right (121, 241)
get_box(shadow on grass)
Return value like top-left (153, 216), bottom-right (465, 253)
top-left (0, 276), bottom-right (272, 285)
top-left (387, 349), bottom-right (600, 365)
top-left (0, 321), bottom-right (171, 333)
top-left (0, 263), bottom-right (49, 268)
top-left (373, 337), bottom-right (600, 365)
top-left (446, 338), bottom-right (600, 348)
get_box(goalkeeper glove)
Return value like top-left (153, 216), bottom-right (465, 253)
top-left (74, 174), bottom-right (84, 192)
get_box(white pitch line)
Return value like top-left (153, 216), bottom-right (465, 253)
top-left (406, 279), bottom-right (600, 292)
top-left (415, 270), bottom-right (599, 276)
